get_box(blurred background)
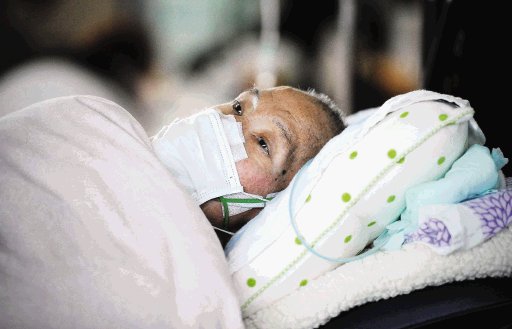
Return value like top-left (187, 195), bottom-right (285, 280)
top-left (0, 0), bottom-right (508, 174)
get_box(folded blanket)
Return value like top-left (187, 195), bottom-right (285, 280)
top-left (380, 145), bottom-right (508, 253)
top-left (244, 223), bottom-right (512, 329)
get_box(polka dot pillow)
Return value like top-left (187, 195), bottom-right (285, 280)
top-left (225, 90), bottom-right (483, 316)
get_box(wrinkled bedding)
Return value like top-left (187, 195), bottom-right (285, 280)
top-left (0, 96), bottom-right (243, 328)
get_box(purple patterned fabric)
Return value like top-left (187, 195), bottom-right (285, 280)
top-left (404, 218), bottom-right (451, 247)
top-left (465, 188), bottom-right (512, 239)
top-left (403, 185), bottom-right (512, 252)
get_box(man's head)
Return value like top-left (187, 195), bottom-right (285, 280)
top-left (201, 86), bottom-right (344, 232)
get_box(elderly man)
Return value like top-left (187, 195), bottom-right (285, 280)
top-left (152, 86), bottom-right (345, 237)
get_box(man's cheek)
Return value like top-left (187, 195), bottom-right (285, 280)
top-left (235, 159), bottom-right (274, 196)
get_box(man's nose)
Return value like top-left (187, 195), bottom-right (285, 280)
top-left (213, 103), bottom-right (232, 116)
top-left (214, 107), bottom-right (245, 126)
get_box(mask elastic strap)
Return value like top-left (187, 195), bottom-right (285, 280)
top-left (213, 226), bottom-right (235, 236)
top-left (219, 196), bottom-right (274, 229)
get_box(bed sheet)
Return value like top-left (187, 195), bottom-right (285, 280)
top-left (0, 96), bottom-right (243, 328)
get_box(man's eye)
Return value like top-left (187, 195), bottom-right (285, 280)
top-left (258, 137), bottom-right (269, 155)
top-left (232, 100), bottom-right (243, 116)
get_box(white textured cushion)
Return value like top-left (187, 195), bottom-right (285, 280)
top-left (226, 90), bottom-right (482, 316)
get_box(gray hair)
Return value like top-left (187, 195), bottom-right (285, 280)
top-left (306, 88), bottom-right (346, 134)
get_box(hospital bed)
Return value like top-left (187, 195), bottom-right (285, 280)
top-left (1, 94), bottom-right (510, 329)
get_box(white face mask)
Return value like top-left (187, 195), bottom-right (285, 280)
top-left (151, 109), bottom-right (274, 235)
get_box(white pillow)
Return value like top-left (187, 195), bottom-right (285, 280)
top-left (226, 90), bottom-right (483, 316)
top-left (0, 96), bottom-right (243, 328)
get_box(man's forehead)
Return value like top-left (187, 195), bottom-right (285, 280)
top-left (243, 87), bottom-right (305, 107)
top-left (242, 87), bottom-right (317, 135)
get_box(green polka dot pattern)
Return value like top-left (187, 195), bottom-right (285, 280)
top-left (236, 96), bottom-right (475, 313)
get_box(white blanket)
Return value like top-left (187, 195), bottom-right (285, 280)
top-left (244, 225), bottom-right (512, 329)
top-left (0, 96), bottom-right (243, 328)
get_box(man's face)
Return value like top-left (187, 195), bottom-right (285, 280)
top-left (201, 86), bottom-right (340, 231)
